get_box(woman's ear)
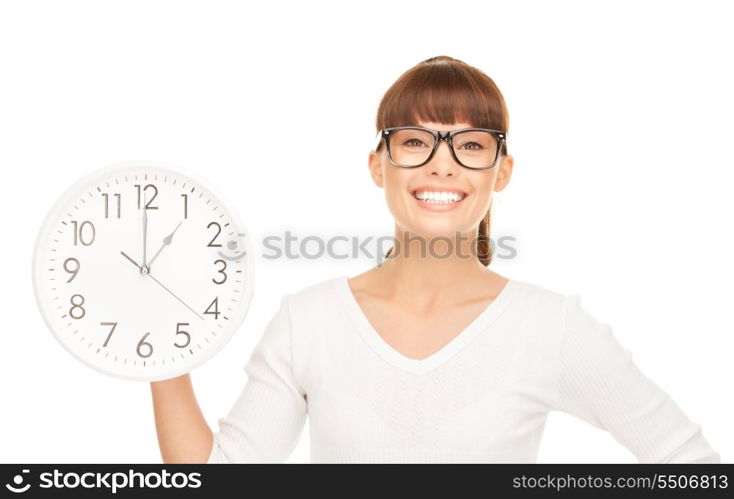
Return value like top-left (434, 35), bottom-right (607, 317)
top-left (494, 154), bottom-right (514, 192)
top-left (368, 150), bottom-right (385, 188)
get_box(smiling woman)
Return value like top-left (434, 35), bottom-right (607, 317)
top-left (373, 55), bottom-right (510, 267)
top-left (150, 55), bottom-right (720, 464)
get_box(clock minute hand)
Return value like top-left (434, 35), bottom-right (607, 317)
top-left (119, 251), bottom-right (203, 320)
top-left (147, 220), bottom-right (183, 270)
top-left (147, 271), bottom-right (204, 320)
top-left (142, 190), bottom-right (148, 267)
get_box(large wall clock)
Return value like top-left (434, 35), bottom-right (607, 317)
top-left (32, 160), bottom-right (254, 381)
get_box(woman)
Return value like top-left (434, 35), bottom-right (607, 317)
top-left (150, 55), bottom-right (720, 463)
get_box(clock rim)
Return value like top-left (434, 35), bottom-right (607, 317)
top-left (31, 159), bottom-right (255, 382)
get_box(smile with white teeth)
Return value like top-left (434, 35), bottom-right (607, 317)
top-left (413, 190), bottom-right (466, 204)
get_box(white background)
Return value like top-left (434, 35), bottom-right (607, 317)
top-left (1, 0), bottom-right (731, 463)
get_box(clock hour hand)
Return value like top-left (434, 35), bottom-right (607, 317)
top-left (120, 250), bottom-right (143, 272)
top-left (147, 220), bottom-right (183, 270)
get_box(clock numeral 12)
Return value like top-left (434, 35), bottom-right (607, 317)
top-left (135, 184), bottom-right (159, 210)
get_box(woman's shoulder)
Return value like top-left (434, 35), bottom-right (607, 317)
top-left (507, 276), bottom-right (575, 312)
top-left (279, 274), bottom-right (346, 311)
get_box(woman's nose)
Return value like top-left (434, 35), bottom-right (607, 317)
top-left (425, 140), bottom-right (460, 175)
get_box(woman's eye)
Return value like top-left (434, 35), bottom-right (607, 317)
top-left (404, 138), bottom-right (427, 147)
top-left (459, 141), bottom-right (483, 150)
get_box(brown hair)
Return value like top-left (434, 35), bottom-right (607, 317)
top-left (375, 55), bottom-right (509, 266)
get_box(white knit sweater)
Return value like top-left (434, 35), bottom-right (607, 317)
top-left (206, 275), bottom-right (720, 463)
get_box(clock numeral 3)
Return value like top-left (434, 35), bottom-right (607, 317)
top-left (212, 259), bottom-right (227, 284)
top-left (69, 294), bottom-right (86, 319)
top-left (204, 297), bottom-right (220, 319)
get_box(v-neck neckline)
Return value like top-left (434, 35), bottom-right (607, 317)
top-left (333, 275), bottom-right (521, 375)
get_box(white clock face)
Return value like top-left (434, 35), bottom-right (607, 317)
top-left (32, 161), bottom-right (254, 381)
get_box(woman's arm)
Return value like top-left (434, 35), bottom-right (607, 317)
top-left (150, 295), bottom-right (308, 464)
top-left (556, 295), bottom-right (720, 463)
top-left (150, 374), bottom-right (213, 464)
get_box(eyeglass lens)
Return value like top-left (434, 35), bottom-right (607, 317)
top-left (388, 128), bottom-right (499, 168)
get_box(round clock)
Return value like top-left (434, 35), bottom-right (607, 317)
top-left (32, 160), bottom-right (254, 382)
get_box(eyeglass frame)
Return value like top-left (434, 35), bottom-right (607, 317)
top-left (373, 125), bottom-right (508, 170)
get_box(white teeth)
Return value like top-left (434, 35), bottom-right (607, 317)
top-left (414, 191), bottom-right (465, 204)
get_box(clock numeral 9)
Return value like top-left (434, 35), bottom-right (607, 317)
top-left (207, 222), bottom-right (222, 247)
top-left (204, 297), bottom-right (220, 319)
top-left (69, 294), bottom-right (85, 319)
top-left (63, 257), bottom-right (80, 283)
top-left (101, 192), bottom-right (121, 219)
top-left (71, 220), bottom-right (95, 246)
top-left (212, 259), bottom-right (227, 284)
top-left (135, 184), bottom-right (159, 210)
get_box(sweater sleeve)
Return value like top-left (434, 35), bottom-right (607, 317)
top-left (557, 294), bottom-right (720, 463)
top-left (207, 295), bottom-right (307, 463)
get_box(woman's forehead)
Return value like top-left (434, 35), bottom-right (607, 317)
top-left (413, 120), bottom-right (476, 131)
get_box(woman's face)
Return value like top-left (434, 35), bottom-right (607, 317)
top-left (368, 120), bottom-right (513, 239)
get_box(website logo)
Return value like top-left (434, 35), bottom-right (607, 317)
top-left (5, 469), bottom-right (31, 494)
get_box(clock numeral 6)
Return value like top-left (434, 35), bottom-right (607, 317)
top-left (204, 297), bottom-right (220, 319)
top-left (101, 323), bottom-right (190, 353)
top-left (212, 259), bottom-right (227, 284)
top-left (69, 294), bottom-right (85, 319)
top-left (137, 332), bottom-right (154, 358)
top-left (70, 220), bottom-right (95, 246)
top-left (63, 257), bottom-right (80, 283)
top-left (175, 322), bottom-right (191, 348)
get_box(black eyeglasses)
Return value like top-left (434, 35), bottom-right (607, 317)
top-left (374, 125), bottom-right (507, 170)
